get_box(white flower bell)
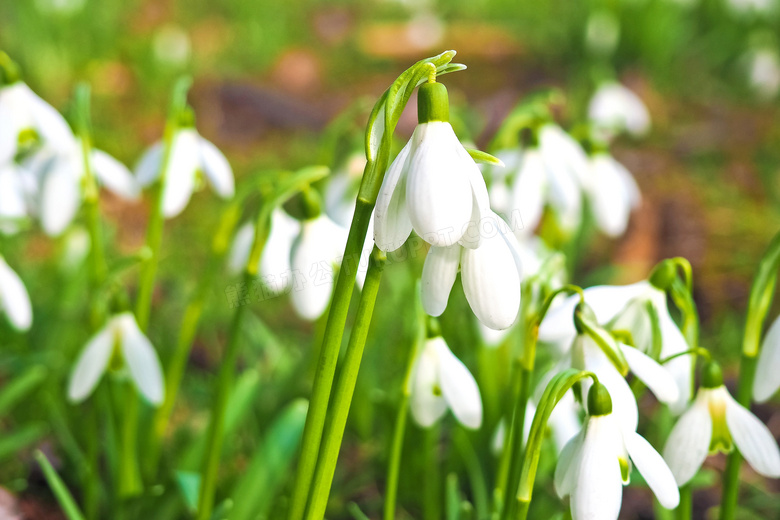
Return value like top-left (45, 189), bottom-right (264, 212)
top-left (584, 152), bottom-right (641, 237)
top-left (664, 361), bottom-right (780, 486)
top-left (556, 383), bottom-right (680, 520)
top-left (422, 211), bottom-right (523, 330)
top-left (754, 314), bottom-right (780, 402)
top-left (0, 80), bottom-right (74, 164)
top-left (67, 312), bottom-right (165, 405)
top-left (0, 255), bottom-right (32, 331)
top-left (374, 81), bottom-right (490, 251)
top-left (410, 336), bottom-right (482, 429)
top-left (135, 124), bottom-right (234, 218)
top-left (324, 153), bottom-right (367, 228)
top-left (588, 82), bottom-right (651, 140)
top-left (0, 162), bottom-right (36, 234)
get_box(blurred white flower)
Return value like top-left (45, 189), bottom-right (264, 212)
top-left (754, 314), bottom-right (780, 402)
top-left (556, 400), bottom-right (679, 520)
top-left (539, 280), bottom-right (691, 413)
top-left (585, 10), bottom-right (621, 57)
top-left (153, 24), bottom-right (191, 67)
top-left (28, 140), bottom-right (139, 236)
top-left (34, 0), bottom-right (86, 15)
top-left (422, 211), bottom-right (523, 330)
top-left (0, 255), bottom-right (32, 331)
top-left (664, 369), bottom-right (780, 486)
top-left (589, 82), bottom-right (651, 140)
top-left (726, 0), bottom-right (775, 17)
top-left (324, 153), bottom-right (366, 228)
top-left (67, 312), bottom-right (164, 405)
top-left (584, 153), bottom-right (641, 237)
top-left (411, 336), bottom-right (482, 429)
top-left (747, 48), bottom-right (780, 100)
top-left (135, 128), bottom-right (234, 218)
top-left (0, 81), bottom-right (74, 164)
top-left (0, 162), bottom-right (37, 234)
top-left (373, 121), bottom-right (490, 251)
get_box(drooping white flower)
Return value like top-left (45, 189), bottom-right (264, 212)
top-left (0, 81), bottom-right (74, 164)
top-left (664, 362), bottom-right (780, 486)
top-left (537, 124), bottom-right (588, 231)
top-left (585, 9), bottom-right (621, 57)
top-left (410, 336), bottom-right (482, 429)
top-left (0, 162), bottom-right (37, 234)
top-left (584, 153), bottom-right (641, 237)
top-left (67, 312), bottom-right (164, 405)
top-left (374, 82), bottom-right (490, 251)
top-left (746, 48), bottom-right (780, 100)
top-left (324, 153), bottom-right (367, 228)
top-left (555, 388), bottom-right (680, 520)
top-left (588, 82), bottom-right (651, 140)
top-left (29, 140), bottom-right (140, 236)
top-left (725, 0), bottom-right (775, 17)
top-left (0, 255), bottom-right (32, 331)
top-left (540, 279), bottom-right (692, 413)
top-left (754, 314), bottom-right (780, 402)
top-left (421, 211), bottom-right (523, 330)
top-left (135, 128), bottom-right (234, 218)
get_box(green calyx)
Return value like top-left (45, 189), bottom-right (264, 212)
top-left (649, 259), bottom-right (676, 290)
top-left (177, 106), bottom-right (196, 128)
top-left (300, 187), bottom-right (323, 220)
top-left (573, 302), bottom-right (597, 335)
top-left (701, 360), bottom-right (724, 389)
top-left (426, 317), bottom-right (442, 338)
top-left (587, 382), bottom-right (613, 416)
top-left (0, 52), bottom-right (20, 85)
top-left (417, 81), bottom-right (449, 124)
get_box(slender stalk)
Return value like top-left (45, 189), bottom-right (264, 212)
top-left (501, 366), bottom-right (532, 520)
top-left (196, 273), bottom-right (249, 520)
top-left (304, 248), bottom-right (386, 520)
top-left (118, 383), bottom-right (141, 497)
top-left (423, 424), bottom-right (442, 520)
top-left (286, 198), bottom-right (373, 520)
top-left (675, 484), bottom-right (692, 520)
top-left (494, 358), bottom-right (523, 501)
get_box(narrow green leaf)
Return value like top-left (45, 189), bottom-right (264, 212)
top-left (347, 502), bottom-right (371, 520)
top-left (34, 450), bottom-right (86, 520)
top-left (0, 423), bottom-right (48, 461)
top-left (175, 471), bottom-right (201, 514)
top-left (744, 230), bottom-right (780, 357)
top-left (446, 472), bottom-right (461, 520)
top-left (579, 315), bottom-right (629, 375)
top-left (466, 148), bottom-right (504, 166)
top-left (0, 365), bottom-right (47, 416)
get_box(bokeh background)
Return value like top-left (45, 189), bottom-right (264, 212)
top-left (2, 0), bottom-right (780, 518)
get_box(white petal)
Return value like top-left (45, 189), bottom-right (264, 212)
top-left (406, 122), bottom-right (473, 247)
top-left (625, 431), bottom-right (680, 509)
top-left (226, 222), bottom-right (255, 275)
top-left (40, 156), bottom-right (81, 236)
top-left (134, 142), bottom-right (164, 186)
top-left (433, 338), bottom-right (482, 429)
top-left (117, 313), bottom-right (164, 405)
top-left (754, 314), bottom-right (780, 402)
top-left (373, 139), bottom-right (413, 252)
top-left (260, 209), bottom-right (300, 293)
top-left (198, 136), bottom-right (234, 198)
top-left (663, 394), bottom-right (712, 486)
top-left (571, 416), bottom-right (624, 520)
top-left (0, 257), bottom-right (33, 331)
top-left (161, 130), bottom-right (199, 217)
top-left (25, 84), bottom-right (75, 153)
top-left (554, 427), bottom-right (585, 499)
top-left (461, 212), bottom-right (522, 330)
top-left (587, 154), bottom-right (633, 237)
top-left (67, 324), bottom-right (114, 402)
top-left (421, 245), bottom-right (461, 317)
top-left (589, 82), bottom-right (651, 138)
top-left (0, 85), bottom-right (27, 163)
top-left (549, 389), bottom-right (583, 452)
top-left (724, 392), bottom-right (780, 478)
top-left (91, 149), bottom-right (140, 199)
top-left (410, 339), bottom-right (447, 428)
top-left (509, 149), bottom-right (546, 237)
top-left (456, 143), bottom-right (491, 249)
top-left (656, 301), bottom-right (693, 413)
top-left (0, 164), bottom-right (28, 220)
top-left (623, 345), bottom-right (679, 404)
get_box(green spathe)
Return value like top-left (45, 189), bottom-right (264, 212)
top-left (417, 81), bottom-right (450, 123)
top-left (587, 382), bottom-right (613, 416)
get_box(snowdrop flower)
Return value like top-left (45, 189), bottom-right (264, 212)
top-left (584, 152), bottom-right (641, 237)
top-left (411, 336), bottom-right (482, 429)
top-left (540, 272), bottom-right (691, 413)
top-left (754, 314), bottom-right (780, 402)
top-left (664, 361), bottom-right (780, 486)
top-left (0, 255), bottom-right (32, 331)
top-left (422, 211), bottom-right (523, 330)
top-left (135, 123), bottom-right (234, 218)
top-left (726, 0), bottom-right (775, 17)
top-left (556, 383), bottom-right (680, 520)
top-left (747, 48), bottom-right (780, 100)
top-left (374, 81), bottom-right (490, 251)
top-left (67, 312), bottom-right (164, 405)
top-left (0, 78), bottom-right (74, 164)
top-left (29, 140), bottom-right (140, 236)
top-left (0, 162), bottom-right (36, 234)
top-left (585, 10), bottom-right (621, 57)
top-left (324, 153), bottom-right (366, 228)
top-left (588, 82), bottom-right (651, 140)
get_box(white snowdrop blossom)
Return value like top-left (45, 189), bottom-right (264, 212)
top-left (664, 364), bottom-right (780, 486)
top-left (135, 128), bottom-right (234, 218)
top-left (540, 280), bottom-right (692, 413)
top-left (0, 255), bottom-right (32, 331)
top-left (410, 336), bottom-right (482, 429)
top-left (374, 82), bottom-right (490, 251)
top-left (726, 0), bottom-right (775, 17)
top-left (588, 82), bottom-right (651, 140)
top-left (584, 153), bottom-right (641, 237)
top-left (28, 140), bottom-right (140, 236)
top-left (0, 162), bottom-right (37, 234)
top-left (324, 153), bottom-right (367, 228)
top-left (0, 81), bottom-right (74, 164)
top-left (67, 312), bottom-right (164, 405)
top-left (747, 48), bottom-right (780, 100)
top-left (421, 211), bottom-right (523, 330)
top-left (556, 390), bottom-right (680, 520)
top-left (754, 314), bottom-right (780, 402)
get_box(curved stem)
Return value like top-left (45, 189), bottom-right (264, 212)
top-left (304, 248), bottom-right (386, 520)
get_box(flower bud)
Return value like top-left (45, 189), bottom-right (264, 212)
top-left (649, 260), bottom-right (676, 290)
top-left (701, 359), bottom-right (724, 389)
top-left (573, 301), bottom-right (598, 334)
top-left (587, 381), bottom-right (613, 416)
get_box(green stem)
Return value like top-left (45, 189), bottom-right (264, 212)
top-left (423, 425), bottom-right (442, 520)
top-left (676, 484), bottom-right (692, 520)
top-left (135, 179), bottom-right (165, 332)
top-left (304, 248), bottom-right (386, 520)
top-left (286, 198), bottom-right (373, 520)
top-left (501, 366), bottom-right (532, 520)
top-left (118, 384), bottom-right (141, 497)
top-left (196, 273), bottom-right (249, 520)
top-left (720, 354), bottom-right (758, 520)
top-left (494, 359), bottom-right (522, 503)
